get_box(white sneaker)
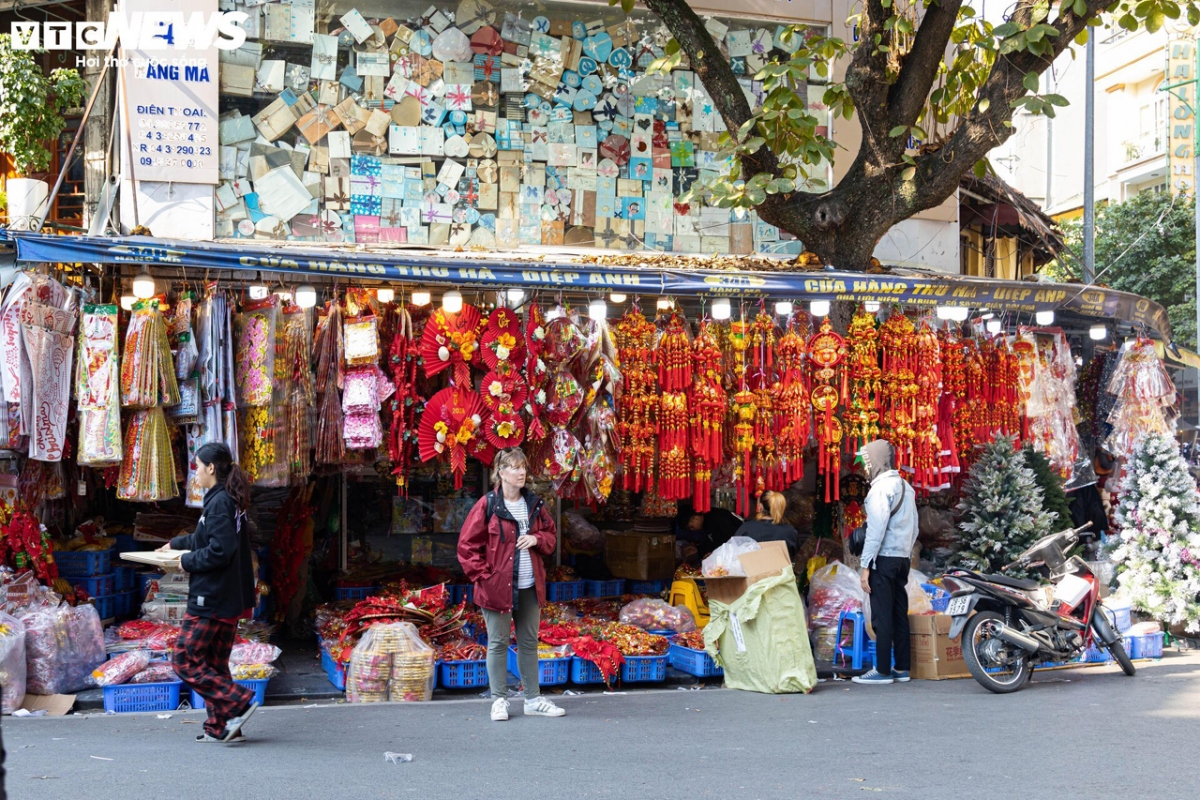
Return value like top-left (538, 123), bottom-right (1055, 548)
top-left (490, 697), bottom-right (509, 721)
top-left (523, 696), bottom-right (566, 717)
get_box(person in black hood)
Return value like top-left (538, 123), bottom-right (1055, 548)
top-left (161, 442), bottom-right (259, 743)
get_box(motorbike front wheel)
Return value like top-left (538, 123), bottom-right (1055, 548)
top-left (962, 611), bottom-right (1032, 694)
top-left (1091, 610), bottom-right (1136, 677)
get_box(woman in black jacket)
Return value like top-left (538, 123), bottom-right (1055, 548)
top-left (734, 491), bottom-right (800, 560)
top-left (161, 443), bottom-right (258, 743)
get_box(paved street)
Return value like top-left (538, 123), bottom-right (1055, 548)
top-left (4, 651), bottom-right (1198, 800)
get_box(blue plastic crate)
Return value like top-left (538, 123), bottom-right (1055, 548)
top-left (114, 591), bottom-right (137, 619)
top-left (55, 549), bottom-right (112, 577)
top-left (67, 573), bottom-right (115, 598)
top-left (190, 678), bottom-right (270, 710)
top-left (114, 566), bottom-right (136, 592)
top-left (667, 643), bottom-right (724, 678)
top-left (629, 580), bottom-right (667, 595)
top-left (114, 534), bottom-right (139, 554)
top-left (137, 572), bottom-right (164, 599)
top-left (334, 585), bottom-right (377, 601)
top-left (1125, 632), bottom-right (1165, 659)
top-left (921, 583), bottom-right (951, 613)
top-left (90, 594), bottom-right (117, 620)
top-left (1082, 643), bottom-right (1112, 663)
top-left (585, 579), bottom-right (625, 598)
top-left (450, 584), bottom-right (474, 605)
top-left (320, 646), bottom-right (347, 691)
top-left (439, 659), bottom-right (489, 689)
top-left (103, 681), bottom-right (182, 713)
top-left (507, 646), bottom-right (570, 686)
top-left (647, 629), bottom-right (676, 638)
top-left (546, 581), bottom-right (585, 602)
top-left (570, 656), bottom-right (608, 685)
top-left (620, 654), bottom-right (667, 683)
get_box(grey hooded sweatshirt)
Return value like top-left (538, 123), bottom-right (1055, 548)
top-left (858, 440), bottom-right (919, 568)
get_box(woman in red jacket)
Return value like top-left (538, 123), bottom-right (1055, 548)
top-left (457, 447), bottom-right (565, 721)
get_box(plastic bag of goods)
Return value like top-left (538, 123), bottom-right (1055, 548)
top-left (619, 599), bottom-right (697, 633)
top-left (806, 561), bottom-right (865, 633)
top-left (562, 510), bottom-right (604, 553)
top-left (0, 613), bottom-right (27, 714)
top-left (231, 663), bottom-right (278, 680)
top-left (229, 642), bottom-right (282, 666)
top-left (19, 602), bottom-right (105, 694)
top-left (90, 651), bottom-right (152, 687)
top-left (907, 569), bottom-right (933, 615)
top-left (346, 622), bottom-right (434, 703)
top-left (129, 663), bottom-right (178, 684)
top-left (702, 537), bottom-right (761, 578)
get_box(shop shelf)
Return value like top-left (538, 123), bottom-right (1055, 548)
top-left (921, 583), bottom-right (950, 613)
top-left (570, 656), bottom-right (608, 685)
top-left (667, 644), bottom-right (724, 678)
top-left (55, 549), bottom-right (112, 577)
top-left (103, 681), bottom-right (182, 714)
top-left (439, 659), bottom-right (489, 689)
top-left (114, 566), bottom-right (136, 593)
top-left (334, 585), bottom-right (377, 601)
top-left (584, 579), bottom-right (625, 598)
top-left (1125, 632), bottom-right (1164, 659)
top-left (620, 654), bottom-right (667, 683)
top-left (190, 678), bottom-right (270, 710)
top-left (507, 646), bottom-right (570, 686)
top-left (67, 573), bottom-right (115, 598)
top-left (629, 580), bottom-right (667, 595)
top-left (546, 581), bottom-right (585, 602)
top-left (320, 645), bottom-right (347, 691)
top-left (90, 594), bottom-right (117, 620)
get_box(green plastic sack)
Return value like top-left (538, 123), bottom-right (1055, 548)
top-left (703, 565), bottom-right (818, 694)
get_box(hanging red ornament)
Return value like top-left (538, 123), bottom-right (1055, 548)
top-left (688, 322), bottom-right (725, 512)
top-left (420, 305), bottom-right (483, 386)
top-left (614, 307), bottom-right (658, 492)
top-left (481, 308), bottom-right (527, 369)
top-left (418, 386), bottom-right (489, 488)
top-left (807, 318), bottom-right (846, 503)
top-left (775, 320), bottom-right (810, 486)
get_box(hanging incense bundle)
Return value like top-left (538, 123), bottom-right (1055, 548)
top-left (120, 303), bottom-right (180, 410)
top-left (76, 304), bottom-right (122, 467)
top-left (117, 408), bottom-right (178, 502)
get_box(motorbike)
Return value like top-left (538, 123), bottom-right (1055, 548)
top-left (942, 523), bottom-right (1135, 694)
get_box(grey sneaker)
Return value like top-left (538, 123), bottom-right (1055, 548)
top-left (851, 669), bottom-right (895, 685)
top-left (523, 696), bottom-right (566, 717)
top-left (223, 702), bottom-right (259, 742)
top-left (893, 670), bottom-right (911, 682)
top-left (490, 697), bottom-right (509, 721)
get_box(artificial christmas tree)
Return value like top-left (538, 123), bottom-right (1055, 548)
top-left (1112, 433), bottom-right (1200, 632)
top-left (955, 435), bottom-right (1054, 576)
top-left (1023, 445), bottom-right (1074, 532)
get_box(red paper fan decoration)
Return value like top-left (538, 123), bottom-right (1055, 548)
top-left (481, 308), bottom-right (527, 369)
top-left (545, 368), bottom-right (585, 428)
top-left (418, 386), bottom-right (489, 488)
top-left (481, 366), bottom-right (529, 412)
top-left (485, 406), bottom-right (525, 449)
top-left (420, 305), bottom-right (483, 386)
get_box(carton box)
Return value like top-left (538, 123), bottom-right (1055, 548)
top-left (909, 613), bottom-right (970, 680)
top-left (605, 531), bottom-right (676, 581)
top-left (703, 540), bottom-right (792, 605)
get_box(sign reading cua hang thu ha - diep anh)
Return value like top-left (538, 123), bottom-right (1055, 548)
top-left (119, 0), bottom-right (230, 184)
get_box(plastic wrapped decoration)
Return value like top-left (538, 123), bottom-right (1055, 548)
top-left (542, 310), bottom-right (585, 368)
top-left (0, 612), bottom-right (26, 713)
top-left (581, 434), bottom-right (617, 504)
top-left (117, 408), bottom-right (179, 502)
top-left (76, 304), bottom-right (123, 467)
top-left (481, 308), bottom-right (526, 369)
top-left (1105, 337), bottom-right (1177, 455)
top-left (584, 354), bottom-right (623, 412)
top-left (233, 297), bottom-right (277, 409)
top-left (545, 367), bottom-right (585, 428)
top-left (524, 304), bottom-right (550, 443)
top-left (281, 307), bottom-right (315, 482)
top-left (418, 386), bottom-right (490, 488)
top-left (343, 315), bottom-right (380, 368)
top-left (19, 298), bottom-right (76, 463)
top-left (575, 309), bottom-right (617, 373)
top-left (807, 318), bottom-right (847, 503)
top-left (1017, 330), bottom-right (1082, 480)
top-left (121, 302), bottom-right (181, 410)
top-left (619, 599), bottom-right (697, 633)
top-left (315, 301), bottom-right (346, 465)
top-left (534, 427), bottom-right (582, 492)
top-left (90, 650), bottom-right (152, 687)
top-left (343, 366), bottom-right (394, 450)
top-left (420, 304), bottom-right (483, 387)
top-left (19, 601), bottom-right (106, 694)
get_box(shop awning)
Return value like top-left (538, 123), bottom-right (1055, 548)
top-left (1153, 340), bottom-right (1200, 370)
top-left (10, 231), bottom-right (1174, 342)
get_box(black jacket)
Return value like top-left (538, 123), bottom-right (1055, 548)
top-left (734, 519), bottom-right (800, 560)
top-left (170, 484), bottom-right (255, 620)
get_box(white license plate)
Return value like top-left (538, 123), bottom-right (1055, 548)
top-left (946, 596), bottom-right (971, 616)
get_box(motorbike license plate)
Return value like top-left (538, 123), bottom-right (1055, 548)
top-left (946, 596), bottom-right (971, 616)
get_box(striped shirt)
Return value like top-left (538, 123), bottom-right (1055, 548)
top-left (506, 499), bottom-right (535, 589)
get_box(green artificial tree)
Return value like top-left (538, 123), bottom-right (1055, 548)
top-left (0, 34), bottom-right (87, 177)
top-left (1112, 433), bottom-right (1200, 633)
top-left (955, 435), bottom-right (1054, 577)
top-left (1023, 445), bottom-right (1074, 533)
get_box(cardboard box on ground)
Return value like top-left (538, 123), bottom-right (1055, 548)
top-left (704, 540), bottom-right (792, 604)
top-left (605, 532), bottom-right (675, 581)
top-left (908, 613), bottom-right (970, 680)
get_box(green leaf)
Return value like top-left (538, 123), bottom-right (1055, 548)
top-left (620, 0), bottom-right (635, 13)
top-left (1189, 4), bottom-right (1200, 24)
top-left (1074, 28), bottom-right (1089, 44)
top-left (993, 22), bottom-right (1020, 37)
top-left (979, 97), bottom-right (991, 112)
top-left (889, 125), bottom-right (909, 137)
top-left (744, 136), bottom-right (766, 153)
top-left (911, 125), bottom-right (928, 140)
top-left (901, 166), bottom-right (916, 181)
top-left (1023, 72), bottom-right (1041, 92)
top-left (664, 39), bottom-right (681, 56)
top-left (1148, 10), bottom-right (1166, 30)
top-left (1044, 93), bottom-right (1069, 106)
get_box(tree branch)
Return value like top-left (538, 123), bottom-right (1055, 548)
top-left (889, 0), bottom-right (964, 129)
top-left (844, 0), bottom-right (894, 161)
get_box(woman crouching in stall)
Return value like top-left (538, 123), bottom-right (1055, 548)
top-left (160, 442), bottom-right (259, 743)
top-left (457, 447), bottom-right (566, 721)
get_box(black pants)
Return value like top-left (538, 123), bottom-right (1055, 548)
top-left (869, 556), bottom-right (911, 674)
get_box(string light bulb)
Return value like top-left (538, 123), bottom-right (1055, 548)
top-left (809, 300), bottom-right (830, 317)
top-left (411, 290), bottom-right (431, 306)
top-left (864, 301), bottom-right (881, 313)
top-left (377, 287), bottom-right (394, 304)
top-left (120, 295), bottom-right (135, 311)
top-left (986, 318), bottom-right (1003, 334)
top-left (1089, 324), bottom-right (1107, 340)
top-left (442, 290), bottom-right (463, 313)
top-left (1035, 310), bottom-right (1055, 326)
top-left (775, 300), bottom-right (793, 316)
top-left (506, 288), bottom-right (525, 305)
top-left (610, 293), bottom-right (627, 303)
top-left (711, 298), bottom-right (732, 320)
top-left (588, 299), bottom-right (608, 320)
top-left (132, 271), bottom-right (155, 299)
top-left (656, 297), bottom-right (673, 310)
top-left (295, 285), bottom-right (317, 309)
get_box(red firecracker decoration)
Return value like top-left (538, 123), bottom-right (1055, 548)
top-left (614, 307), bottom-right (658, 492)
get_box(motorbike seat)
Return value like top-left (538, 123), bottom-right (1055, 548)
top-left (981, 574), bottom-right (1040, 591)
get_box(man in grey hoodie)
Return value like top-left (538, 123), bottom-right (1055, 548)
top-left (852, 439), bottom-right (919, 685)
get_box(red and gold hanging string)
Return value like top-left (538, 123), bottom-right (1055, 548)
top-left (911, 321), bottom-right (942, 496)
top-left (688, 322), bottom-right (725, 511)
top-left (775, 318), bottom-right (810, 485)
top-left (655, 312), bottom-right (692, 501)
top-left (845, 306), bottom-right (880, 455)
top-left (613, 306), bottom-right (658, 492)
top-left (807, 318), bottom-right (846, 503)
top-left (731, 389), bottom-right (758, 517)
top-left (879, 310), bottom-right (918, 472)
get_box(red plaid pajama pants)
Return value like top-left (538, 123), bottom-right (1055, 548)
top-left (173, 615), bottom-right (254, 738)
